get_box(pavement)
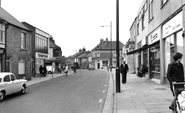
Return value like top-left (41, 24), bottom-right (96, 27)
top-left (26, 71), bottom-right (73, 86)
top-left (111, 69), bottom-right (174, 113)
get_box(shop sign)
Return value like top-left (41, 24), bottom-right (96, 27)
top-left (163, 11), bottom-right (182, 38)
top-left (36, 29), bottom-right (50, 38)
top-left (36, 53), bottom-right (48, 59)
top-left (148, 27), bottom-right (161, 45)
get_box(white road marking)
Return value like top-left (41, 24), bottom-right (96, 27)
top-left (104, 85), bottom-right (106, 87)
top-left (99, 99), bottom-right (102, 103)
top-left (103, 90), bottom-right (105, 93)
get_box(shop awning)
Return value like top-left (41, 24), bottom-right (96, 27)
top-left (126, 44), bottom-right (148, 55)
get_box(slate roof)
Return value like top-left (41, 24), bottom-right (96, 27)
top-left (0, 7), bottom-right (29, 30)
top-left (92, 41), bottom-right (124, 51)
top-left (77, 51), bottom-right (91, 58)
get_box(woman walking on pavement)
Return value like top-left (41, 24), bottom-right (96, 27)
top-left (64, 64), bottom-right (69, 76)
top-left (167, 52), bottom-right (184, 112)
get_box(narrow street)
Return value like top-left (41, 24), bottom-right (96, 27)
top-left (0, 69), bottom-right (109, 113)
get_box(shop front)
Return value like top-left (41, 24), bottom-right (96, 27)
top-left (35, 52), bottom-right (49, 76)
top-left (162, 11), bottom-right (183, 84)
top-left (148, 27), bottom-right (161, 80)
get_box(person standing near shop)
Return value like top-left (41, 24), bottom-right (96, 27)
top-left (120, 61), bottom-right (129, 84)
top-left (167, 52), bottom-right (184, 111)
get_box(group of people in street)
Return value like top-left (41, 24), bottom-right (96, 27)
top-left (39, 65), bottom-right (47, 77)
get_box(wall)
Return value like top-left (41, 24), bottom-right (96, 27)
top-left (6, 25), bottom-right (32, 80)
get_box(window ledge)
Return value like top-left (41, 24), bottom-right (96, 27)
top-left (20, 48), bottom-right (27, 51)
top-left (148, 17), bottom-right (154, 23)
top-left (160, 1), bottom-right (168, 9)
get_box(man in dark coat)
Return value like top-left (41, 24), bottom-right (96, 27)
top-left (167, 52), bottom-right (184, 111)
top-left (120, 61), bottom-right (129, 84)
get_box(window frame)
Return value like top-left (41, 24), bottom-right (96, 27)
top-left (161, 0), bottom-right (168, 8)
top-left (0, 24), bottom-right (5, 44)
top-left (148, 0), bottom-right (154, 22)
top-left (18, 57), bottom-right (26, 74)
top-left (21, 32), bottom-right (26, 49)
top-left (4, 75), bottom-right (10, 82)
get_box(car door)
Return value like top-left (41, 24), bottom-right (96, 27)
top-left (10, 74), bottom-right (20, 93)
top-left (3, 75), bottom-right (13, 95)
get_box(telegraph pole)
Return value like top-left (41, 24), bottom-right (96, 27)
top-left (116, 0), bottom-right (121, 93)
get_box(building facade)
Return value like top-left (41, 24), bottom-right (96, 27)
top-left (0, 7), bottom-right (32, 80)
top-left (22, 22), bottom-right (50, 77)
top-left (127, 0), bottom-right (185, 84)
top-left (92, 38), bottom-right (124, 69)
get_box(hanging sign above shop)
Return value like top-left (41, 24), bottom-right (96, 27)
top-left (148, 27), bottom-right (161, 45)
top-left (162, 11), bottom-right (182, 38)
top-left (36, 53), bottom-right (49, 59)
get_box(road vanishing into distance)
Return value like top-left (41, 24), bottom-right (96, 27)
top-left (0, 69), bottom-right (109, 113)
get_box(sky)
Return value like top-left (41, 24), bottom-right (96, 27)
top-left (2, 0), bottom-right (143, 57)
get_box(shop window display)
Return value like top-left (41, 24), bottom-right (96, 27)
top-left (150, 43), bottom-right (160, 72)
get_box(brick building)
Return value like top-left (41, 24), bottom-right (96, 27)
top-left (92, 38), bottom-right (124, 69)
top-left (0, 7), bottom-right (32, 80)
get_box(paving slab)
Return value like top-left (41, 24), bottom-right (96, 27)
top-left (113, 70), bottom-right (174, 113)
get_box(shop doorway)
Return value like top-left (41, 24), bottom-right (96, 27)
top-left (98, 63), bottom-right (100, 69)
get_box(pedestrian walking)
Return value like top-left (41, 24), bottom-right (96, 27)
top-left (167, 52), bottom-right (184, 112)
top-left (120, 61), bottom-right (129, 84)
top-left (39, 65), bottom-right (43, 76)
top-left (64, 64), bottom-right (69, 76)
top-left (73, 64), bottom-right (76, 73)
top-left (43, 66), bottom-right (47, 77)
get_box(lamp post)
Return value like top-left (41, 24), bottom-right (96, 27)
top-left (116, 0), bottom-right (121, 93)
top-left (101, 21), bottom-right (112, 72)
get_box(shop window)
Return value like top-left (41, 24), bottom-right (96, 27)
top-left (177, 31), bottom-right (183, 63)
top-left (164, 35), bottom-right (175, 73)
top-left (150, 43), bottom-right (160, 72)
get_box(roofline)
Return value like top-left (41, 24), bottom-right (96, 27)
top-left (22, 22), bottom-right (50, 35)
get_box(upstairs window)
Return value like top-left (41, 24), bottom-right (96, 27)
top-left (149, 0), bottom-right (154, 21)
top-left (0, 24), bottom-right (5, 43)
top-left (97, 52), bottom-right (100, 57)
top-left (21, 32), bottom-right (26, 49)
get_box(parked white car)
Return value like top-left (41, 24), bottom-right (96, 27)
top-left (0, 72), bottom-right (27, 101)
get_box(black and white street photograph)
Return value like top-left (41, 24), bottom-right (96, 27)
top-left (0, 0), bottom-right (185, 113)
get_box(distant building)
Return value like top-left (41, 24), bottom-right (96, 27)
top-left (46, 36), bottom-right (62, 73)
top-left (92, 38), bottom-right (124, 69)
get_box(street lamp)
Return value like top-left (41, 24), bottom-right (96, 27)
top-left (101, 21), bottom-right (112, 72)
top-left (116, 0), bottom-right (121, 93)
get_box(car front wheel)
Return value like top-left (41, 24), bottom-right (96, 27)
top-left (0, 91), bottom-right (5, 101)
top-left (20, 85), bottom-right (27, 94)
